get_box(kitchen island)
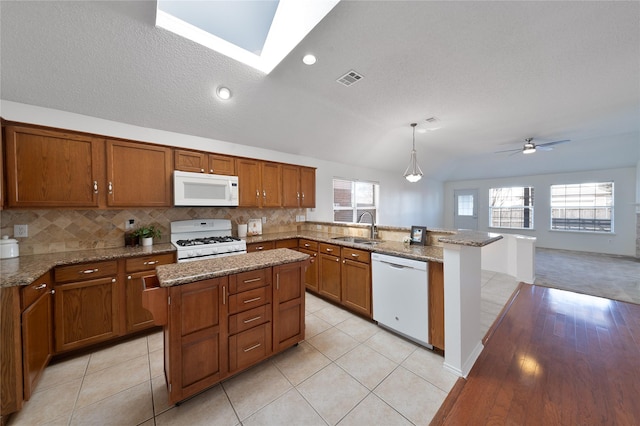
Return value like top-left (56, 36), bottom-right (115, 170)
top-left (143, 249), bottom-right (309, 404)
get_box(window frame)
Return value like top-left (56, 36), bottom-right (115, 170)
top-left (332, 178), bottom-right (379, 224)
top-left (488, 186), bottom-right (535, 230)
top-left (549, 182), bottom-right (614, 233)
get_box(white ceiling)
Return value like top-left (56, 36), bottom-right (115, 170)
top-left (1, 1), bottom-right (639, 181)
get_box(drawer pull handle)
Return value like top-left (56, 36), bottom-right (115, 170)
top-left (144, 261), bottom-right (159, 265)
top-left (81, 268), bottom-right (99, 274)
top-left (351, 253), bottom-right (359, 257)
top-left (326, 248), bottom-right (333, 252)
top-left (243, 277), bottom-right (262, 284)
top-left (243, 316), bottom-right (262, 324)
top-left (243, 297), bottom-right (261, 304)
top-left (304, 243), bottom-right (310, 247)
top-left (243, 343), bottom-right (261, 353)
top-left (33, 283), bottom-right (47, 290)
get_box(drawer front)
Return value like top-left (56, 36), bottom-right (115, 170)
top-left (229, 304), bottom-right (271, 335)
top-left (229, 268), bottom-right (270, 294)
top-left (275, 239), bottom-right (298, 249)
top-left (125, 253), bottom-right (175, 273)
top-left (55, 261), bottom-right (118, 283)
top-left (318, 243), bottom-right (340, 255)
top-left (246, 241), bottom-right (275, 253)
top-left (21, 271), bottom-right (52, 310)
top-left (299, 239), bottom-right (318, 251)
top-left (229, 322), bottom-right (272, 372)
top-left (342, 247), bottom-right (371, 264)
top-left (228, 286), bottom-right (271, 314)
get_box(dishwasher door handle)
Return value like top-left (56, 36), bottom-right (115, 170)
top-left (380, 261), bottom-right (411, 270)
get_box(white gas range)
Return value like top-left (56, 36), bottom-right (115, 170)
top-left (170, 219), bottom-right (246, 263)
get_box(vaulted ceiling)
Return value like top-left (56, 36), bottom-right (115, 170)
top-left (1, 1), bottom-right (638, 181)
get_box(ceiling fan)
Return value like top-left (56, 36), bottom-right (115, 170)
top-left (495, 137), bottom-right (571, 155)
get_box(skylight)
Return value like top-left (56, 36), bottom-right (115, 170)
top-left (156, 0), bottom-right (339, 74)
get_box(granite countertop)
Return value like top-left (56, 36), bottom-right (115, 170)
top-left (156, 248), bottom-right (309, 287)
top-left (1, 228), bottom-right (502, 289)
top-left (1, 244), bottom-right (176, 288)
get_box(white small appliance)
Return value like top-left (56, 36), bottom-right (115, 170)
top-left (0, 236), bottom-right (19, 259)
top-left (170, 219), bottom-right (246, 263)
top-left (173, 171), bottom-right (239, 206)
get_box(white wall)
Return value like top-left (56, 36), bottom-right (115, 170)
top-left (1, 100), bottom-right (444, 229)
top-left (444, 167), bottom-right (638, 256)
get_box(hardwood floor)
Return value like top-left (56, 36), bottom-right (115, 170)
top-left (431, 283), bottom-right (640, 425)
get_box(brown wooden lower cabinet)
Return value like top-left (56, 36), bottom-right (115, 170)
top-left (429, 261), bottom-right (445, 350)
top-left (53, 269), bottom-right (120, 353)
top-left (21, 272), bottom-right (54, 400)
top-left (142, 260), bottom-right (307, 405)
top-left (341, 247), bottom-right (372, 318)
top-left (318, 243), bottom-right (342, 303)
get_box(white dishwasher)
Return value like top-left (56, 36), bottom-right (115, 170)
top-left (372, 253), bottom-right (430, 347)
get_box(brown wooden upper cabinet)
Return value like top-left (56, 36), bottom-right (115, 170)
top-left (237, 159), bottom-right (282, 207)
top-left (106, 139), bottom-right (173, 207)
top-left (174, 149), bottom-right (236, 176)
top-left (4, 126), bottom-right (104, 208)
top-left (282, 165), bottom-right (316, 208)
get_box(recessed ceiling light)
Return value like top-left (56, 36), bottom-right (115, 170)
top-left (216, 86), bottom-right (232, 100)
top-left (302, 54), bottom-right (317, 65)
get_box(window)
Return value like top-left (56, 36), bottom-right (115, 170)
top-left (550, 182), bottom-right (613, 232)
top-left (457, 195), bottom-right (474, 216)
top-left (333, 179), bottom-right (379, 223)
top-left (489, 187), bottom-right (534, 229)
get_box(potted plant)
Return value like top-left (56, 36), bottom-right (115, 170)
top-left (134, 225), bottom-right (162, 247)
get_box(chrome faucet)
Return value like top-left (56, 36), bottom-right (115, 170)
top-left (358, 211), bottom-right (377, 239)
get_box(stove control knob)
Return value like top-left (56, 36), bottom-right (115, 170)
top-left (210, 247), bottom-right (219, 254)
top-left (196, 249), bottom-right (204, 256)
top-left (187, 250), bottom-right (195, 258)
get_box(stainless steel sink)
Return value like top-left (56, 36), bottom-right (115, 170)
top-left (332, 236), bottom-right (381, 245)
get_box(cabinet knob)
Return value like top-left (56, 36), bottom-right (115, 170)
top-left (297, 192), bottom-right (300, 200)
top-left (127, 275), bottom-right (132, 280)
top-left (111, 278), bottom-right (116, 283)
top-left (263, 190), bottom-right (266, 199)
top-left (343, 260), bottom-right (346, 264)
top-left (108, 181), bottom-right (113, 194)
top-left (256, 190), bottom-right (260, 199)
top-left (209, 169), bottom-right (214, 173)
top-left (301, 192), bottom-right (305, 200)
top-left (200, 168), bottom-right (205, 173)
top-left (93, 181), bottom-right (98, 194)
top-left (336, 258), bottom-right (339, 262)
top-left (50, 289), bottom-right (55, 295)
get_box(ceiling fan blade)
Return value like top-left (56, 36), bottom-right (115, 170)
top-left (494, 147), bottom-right (521, 154)
top-left (538, 139), bottom-right (570, 148)
top-left (536, 146), bottom-right (554, 151)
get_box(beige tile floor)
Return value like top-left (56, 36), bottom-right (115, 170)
top-left (9, 272), bottom-right (518, 426)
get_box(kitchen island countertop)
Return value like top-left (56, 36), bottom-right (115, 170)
top-left (155, 248), bottom-right (309, 287)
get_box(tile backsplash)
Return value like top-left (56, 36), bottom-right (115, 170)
top-left (0, 207), bottom-right (304, 255)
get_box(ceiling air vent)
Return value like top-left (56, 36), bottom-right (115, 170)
top-left (336, 70), bottom-right (364, 87)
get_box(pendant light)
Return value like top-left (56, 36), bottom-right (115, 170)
top-left (404, 123), bottom-right (423, 182)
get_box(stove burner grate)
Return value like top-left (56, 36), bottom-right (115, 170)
top-left (175, 236), bottom-right (241, 247)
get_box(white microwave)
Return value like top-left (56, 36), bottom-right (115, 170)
top-left (174, 170), bottom-right (239, 206)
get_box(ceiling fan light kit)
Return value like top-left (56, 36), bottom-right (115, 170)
top-left (404, 123), bottom-right (423, 183)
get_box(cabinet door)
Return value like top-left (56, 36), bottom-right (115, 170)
top-left (300, 167), bottom-right (316, 208)
top-left (237, 158), bottom-right (261, 207)
top-left (281, 165), bottom-right (301, 207)
top-left (22, 290), bottom-right (53, 400)
top-left (273, 263), bottom-right (305, 351)
top-left (261, 162), bottom-right (282, 207)
top-left (209, 154), bottom-right (236, 176)
top-left (318, 252), bottom-right (341, 303)
top-left (299, 248), bottom-right (318, 292)
top-left (428, 262), bottom-right (445, 351)
top-left (4, 126), bottom-right (103, 208)
top-left (54, 277), bottom-right (120, 353)
top-left (341, 259), bottom-right (372, 318)
top-left (106, 139), bottom-right (172, 207)
top-left (174, 149), bottom-right (207, 173)
top-left (167, 277), bottom-right (228, 404)
top-left (125, 271), bottom-right (156, 333)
